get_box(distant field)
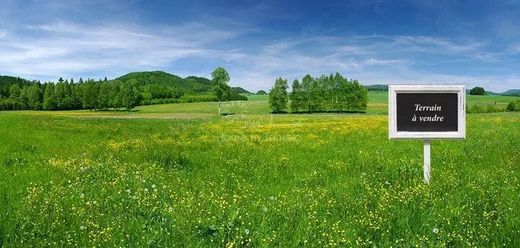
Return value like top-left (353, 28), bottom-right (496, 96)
top-left (132, 92), bottom-right (518, 116)
top-left (0, 92), bottom-right (519, 247)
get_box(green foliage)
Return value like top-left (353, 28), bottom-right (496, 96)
top-left (117, 71), bottom-right (211, 95)
top-left (211, 67), bottom-right (231, 102)
top-left (43, 84), bottom-right (57, 110)
top-left (470, 87), bottom-right (486, 95)
top-left (289, 79), bottom-right (304, 112)
top-left (289, 73), bottom-right (368, 113)
top-left (268, 77), bottom-right (289, 113)
top-left (208, 67), bottom-right (247, 103)
top-left (256, 90), bottom-right (267, 95)
top-left (180, 94), bottom-right (217, 103)
top-left (0, 71), bottom-right (246, 111)
top-left (231, 87), bottom-right (251, 94)
top-left (507, 100), bottom-right (520, 111)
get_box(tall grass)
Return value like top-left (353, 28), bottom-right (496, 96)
top-left (0, 111), bottom-right (519, 246)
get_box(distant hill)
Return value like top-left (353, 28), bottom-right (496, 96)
top-left (464, 88), bottom-right (520, 96)
top-left (364, 84), bottom-right (388, 91)
top-left (114, 71), bottom-right (247, 102)
top-left (116, 71), bottom-right (212, 94)
top-left (501, 89), bottom-right (520, 96)
top-left (231, 87), bottom-right (251, 94)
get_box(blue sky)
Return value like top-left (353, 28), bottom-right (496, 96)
top-left (0, 0), bottom-right (519, 92)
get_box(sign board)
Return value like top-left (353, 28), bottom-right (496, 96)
top-left (388, 85), bottom-right (466, 184)
top-left (389, 85), bottom-right (465, 139)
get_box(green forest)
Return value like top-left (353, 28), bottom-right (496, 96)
top-left (0, 70), bottom-right (247, 111)
top-left (269, 73), bottom-right (368, 113)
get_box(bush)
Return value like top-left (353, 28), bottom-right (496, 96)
top-left (180, 94), bottom-right (217, 103)
top-left (507, 100), bottom-right (520, 111)
top-left (469, 87), bottom-right (486, 95)
top-left (467, 104), bottom-right (505, 113)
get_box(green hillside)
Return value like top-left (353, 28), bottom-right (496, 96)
top-left (502, 89), bottom-right (520, 96)
top-left (115, 71), bottom-right (212, 96)
top-left (231, 86), bottom-right (251, 94)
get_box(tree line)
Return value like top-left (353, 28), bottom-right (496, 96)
top-left (0, 77), bottom-right (142, 111)
top-left (0, 68), bottom-right (247, 111)
top-left (269, 73), bottom-right (368, 113)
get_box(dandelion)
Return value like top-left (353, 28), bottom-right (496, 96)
top-left (433, 227), bottom-right (439, 234)
top-left (151, 184), bottom-right (156, 189)
top-left (80, 226), bottom-right (86, 231)
top-left (245, 229), bottom-right (250, 235)
top-left (80, 193), bottom-right (84, 198)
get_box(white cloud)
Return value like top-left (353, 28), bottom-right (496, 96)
top-left (224, 35), bottom-right (517, 92)
top-left (0, 20), bottom-right (517, 92)
top-left (0, 20), bottom-right (242, 80)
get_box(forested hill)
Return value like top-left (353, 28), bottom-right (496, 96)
top-left (116, 71), bottom-right (213, 95)
top-left (0, 71), bottom-right (248, 111)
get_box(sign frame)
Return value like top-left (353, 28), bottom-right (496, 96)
top-left (388, 85), bottom-right (466, 139)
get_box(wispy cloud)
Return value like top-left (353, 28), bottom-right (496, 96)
top-left (0, 20), bottom-right (517, 92)
top-left (224, 35), bottom-right (516, 91)
top-left (0, 20), bottom-right (242, 80)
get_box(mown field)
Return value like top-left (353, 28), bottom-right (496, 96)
top-left (1, 92), bottom-right (519, 247)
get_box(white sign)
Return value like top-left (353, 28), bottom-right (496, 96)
top-left (388, 85), bottom-right (466, 184)
top-left (389, 85), bottom-right (466, 139)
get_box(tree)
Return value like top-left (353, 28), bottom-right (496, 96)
top-left (43, 84), bottom-right (57, 110)
top-left (27, 84), bottom-right (42, 110)
top-left (301, 74), bottom-right (314, 112)
top-left (211, 67), bottom-right (232, 115)
top-left (256, 90), bottom-right (267, 95)
top-left (290, 79), bottom-right (304, 112)
top-left (211, 67), bottom-right (231, 101)
top-left (268, 77), bottom-right (289, 113)
top-left (9, 84), bottom-right (21, 99)
top-left (121, 79), bottom-right (141, 110)
top-left (470, 87), bottom-right (485, 95)
top-left (82, 80), bottom-right (99, 110)
top-left (55, 81), bottom-right (66, 109)
top-left (286, 73), bottom-right (368, 113)
top-left (98, 83), bottom-right (112, 109)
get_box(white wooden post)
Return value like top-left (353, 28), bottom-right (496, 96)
top-left (423, 139), bottom-right (431, 184)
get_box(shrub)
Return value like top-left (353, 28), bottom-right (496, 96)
top-left (469, 87), bottom-right (486, 95)
top-left (507, 100), bottom-right (520, 111)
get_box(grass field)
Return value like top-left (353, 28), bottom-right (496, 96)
top-left (1, 93), bottom-right (519, 247)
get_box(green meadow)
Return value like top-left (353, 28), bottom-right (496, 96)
top-left (1, 92), bottom-right (519, 247)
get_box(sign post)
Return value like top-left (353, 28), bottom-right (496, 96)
top-left (389, 85), bottom-right (465, 184)
top-left (423, 139), bottom-right (430, 183)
